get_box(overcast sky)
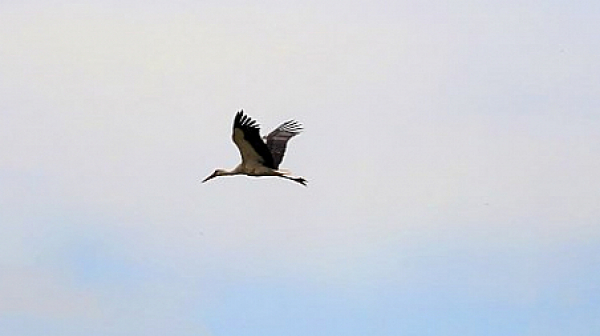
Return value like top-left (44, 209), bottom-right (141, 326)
top-left (1, 1), bottom-right (599, 335)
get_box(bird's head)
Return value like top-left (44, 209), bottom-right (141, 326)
top-left (201, 169), bottom-right (226, 183)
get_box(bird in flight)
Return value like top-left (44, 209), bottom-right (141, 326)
top-left (202, 110), bottom-right (307, 186)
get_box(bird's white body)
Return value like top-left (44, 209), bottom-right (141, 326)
top-left (232, 162), bottom-right (279, 176)
top-left (203, 111), bottom-right (307, 186)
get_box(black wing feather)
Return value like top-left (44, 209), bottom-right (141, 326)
top-left (233, 111), bottom-right (276, 169)
top-left (266, 119), bottom-right (303, 169)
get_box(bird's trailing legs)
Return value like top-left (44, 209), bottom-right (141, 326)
top-left (278, 173), bottom-right (307, 186)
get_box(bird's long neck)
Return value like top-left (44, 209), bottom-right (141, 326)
top-left (219, 165), bottom-right (243, 176)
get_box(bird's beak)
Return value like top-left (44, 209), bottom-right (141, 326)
top-left (202, 172), bottom-right (217, 183)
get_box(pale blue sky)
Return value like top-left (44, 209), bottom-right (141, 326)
top-left (1, 1), bottom-right (599, 335)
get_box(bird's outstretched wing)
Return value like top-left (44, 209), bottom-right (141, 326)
top-left (232, 111), bottom-right (275, 169)
top-left (266, 120), bottom-right (303, 169)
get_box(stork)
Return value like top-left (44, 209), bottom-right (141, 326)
top-left (202, 110), bottom-right (307, 186)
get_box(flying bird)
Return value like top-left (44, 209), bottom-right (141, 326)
top-left (202, 110), bottom-right (307, 186)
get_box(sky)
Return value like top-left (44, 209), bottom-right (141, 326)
top-left (1, 0), bottom-right (599, 335)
